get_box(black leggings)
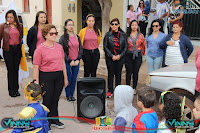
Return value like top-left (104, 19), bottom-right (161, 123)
top-left (82, 48), bottom-right (100, 77)
top-left (106, 57), bottom-right (124, 93)
top-left (139, 21), bottom-right (148, 37)
top-left (3, 45), bottom-right (21, 95)
top-left (125, 52), bottom-right (142, 89)
top-left (39, 71), bottom-right (64, 124)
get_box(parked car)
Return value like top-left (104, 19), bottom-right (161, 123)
top-left (150, 63), bottom-right (197, 120)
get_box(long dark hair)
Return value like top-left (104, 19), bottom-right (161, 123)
top-left (33, 11), bottom-right (48, 28)
top-left (109, 18), bottom-right (123, 32)
top-left (138, 0), bottom-right (144, 9)
top-left (64, 19), bottom-right (74, 40)
top-left (5, 10), bottom-right (20, 31)
top-left (160, 92), bottom-right (181, 132)
top-left (149, 19), bottom-right (164, 35)
top-left (83, 14), bottom-right (100, 36)
top-left (126, 20), bottom-right (139, 37)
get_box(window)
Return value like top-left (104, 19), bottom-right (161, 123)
top-left (24, 0), bottom-right (30, 12)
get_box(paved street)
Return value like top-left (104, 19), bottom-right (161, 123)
top-left (0, 46), bottom-right (198, 133)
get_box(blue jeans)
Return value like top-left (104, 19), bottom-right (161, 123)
top-left (146, 55), bottom-right (163, 73)
top-left (65, 62), bottom-right (79, 97)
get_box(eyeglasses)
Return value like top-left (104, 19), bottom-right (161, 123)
top-left (111, 23), bottom-right (119, 26)
top-left (140, 3), bottom-right (144, 4)
top-left (152, 25), bottom-right (159, 28)
top-left (161, 91), bottom-right (173, 106)
top-left (67, 24), bottom-right (74, 27)
top-left (49, 32), bottom-right (58, 36)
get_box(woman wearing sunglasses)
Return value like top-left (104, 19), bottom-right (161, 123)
top-left (126, 20), bottom-right (146, 93)
top-left (59, 19), bottom-right (83, 102)
top-left (137, 0), bottom-right (148, 37)
top-left (33, 24), bottom-right (68, 131)
top-left (103, 18), bottom-right (128, 98)
top-left (146, 19), bottom-right (166, 74)
top-left (27, 11), bottom-right (48, 62)
top-left (79, 14), bottom-right (101, 77)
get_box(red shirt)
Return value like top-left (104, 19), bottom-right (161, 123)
top-left (36, 27), bottom-right (45, 48)
top-left (68, 35), bottom-right (79, 60)
top-left (33, 43), bottom-right (64, 72)
top-left (9, 26), bottom-right (20, 45)
top-left (83, 29), bottom-right (98, 50)
top-left (195, 48), bottom-right (200, 92)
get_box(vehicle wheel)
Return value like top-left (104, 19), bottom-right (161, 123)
top-left (179, 96), bottom-right (194, 121)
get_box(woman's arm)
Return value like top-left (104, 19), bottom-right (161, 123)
top-left (77, 36), bottom-right (83, 60)
top-left (184, 35), bottom-right (193, 58)
top-left (33, 65), bottom-right (39, 84)
top-left (103, 33), bottom-right (113, 58)
top-left (0, 23), bottom-right (4, 44)
top-left (159, 34), bottom-right (171, 49)
top-left (119, 34), bottom-right (128, 58)
top-left (63, 59), bottom-right (68, 88)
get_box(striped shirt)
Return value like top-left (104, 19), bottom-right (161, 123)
top-left (165, 39), bottom-right (184, 66)
top-left (156, 1), bottom-right (169, 21)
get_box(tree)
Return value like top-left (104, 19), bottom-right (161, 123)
top-left (98, 0), bottom-right (112, 37)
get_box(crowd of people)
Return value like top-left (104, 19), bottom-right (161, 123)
top-left (0, 0), bottom-right (200, 132)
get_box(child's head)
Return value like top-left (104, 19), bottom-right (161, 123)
top-left (137, 87), bottom-right (156, 109)
top-left (159, 91), bottom-right (181, 122)
top-left (24, 80), bottom-right (43, 102)
top-left (193, 96), bottom-right (200, 119)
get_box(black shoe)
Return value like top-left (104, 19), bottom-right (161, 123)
top-left (9, 93), bottom-right (17, 97)
top-left (48, 126), bottom-right (52, 133)
top-left (70, 96), bottom-right (76, 101)
top-left (51, 121), bottom-right (65, 129)
top-left (15, 91), bottom-right (20, 96)
top-left (66, 97), bottom-right (71, 102)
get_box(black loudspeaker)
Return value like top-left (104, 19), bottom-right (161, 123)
top-left (77, 77), bottom-right (106, 119)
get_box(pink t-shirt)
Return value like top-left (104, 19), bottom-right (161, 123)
top-left (33, 43), bottom-right (64, 72)
top-left (36, 27), bottom-right (45, 48)
top-left (195, 48), bottom-right (200, 92)
top-left (126, 10), bottom-right (137, 27)
top-left (9, 26), bottom-right (20, 45)
top-left (68, 35), bottom-right (79, 60)
top-left (83, 29), bottom-right (98, 50)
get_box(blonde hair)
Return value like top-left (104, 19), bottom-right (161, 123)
top-left (42, 24), bottom-right (57, 40)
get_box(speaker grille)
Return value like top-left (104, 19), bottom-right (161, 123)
top-left (80, 96), bottom-right (103, 118)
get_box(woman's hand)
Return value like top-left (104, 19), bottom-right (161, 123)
top-left (169, 18), bottom-right (174, 23)
top-left (64, 78), bottom-right (68, 88)
top-left (70, 61), bottom-right (75, 66)
top-left (167, 40), bottom-right (175, 46)
top-left (74, 60), bottom-right (80, 66)
top-left (112, 56), bottom-right (117, 61)
top-left (116, 55), bottom-right (121, 60)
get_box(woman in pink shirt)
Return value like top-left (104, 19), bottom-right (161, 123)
top-left (33, 24), bottom-right (68, 131)
top-left (195, 48), bottom-right (200, 98)
top-left (0, 10), bottom-right (23, 97)
top-left (126, 5), bottom-right (137, 30)
top-left (79, 14), bottom-right (101, 77)
top-left (59, 19), bottom-right (83, 102)
top-left (27, 11), bottom-right (48, 62)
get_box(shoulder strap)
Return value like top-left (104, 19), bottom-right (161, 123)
top-left (17, 107), bottom-right (37, 120)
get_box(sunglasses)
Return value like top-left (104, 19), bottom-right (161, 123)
top-left (161, 91), bottom-right (173, 106)
top-left (140, 3), bottom-right (144, 4)
top-left (49, 32), bottom-right (58, 36)
top-left (111, 23), bottom-right (119, 26)
top-left (152, 25), bottom-right (159, 28)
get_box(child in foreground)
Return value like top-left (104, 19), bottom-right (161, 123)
top-left (157, 91), bottom-right (181, 133)
top-left (113, 85), bottom-right (138, 133)
top-left (193, 96), bottom-right (200, 133)
top-left (132, 87), bottom-right (158, 133)
top-left (12, 80), bottom-right (49, 133)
